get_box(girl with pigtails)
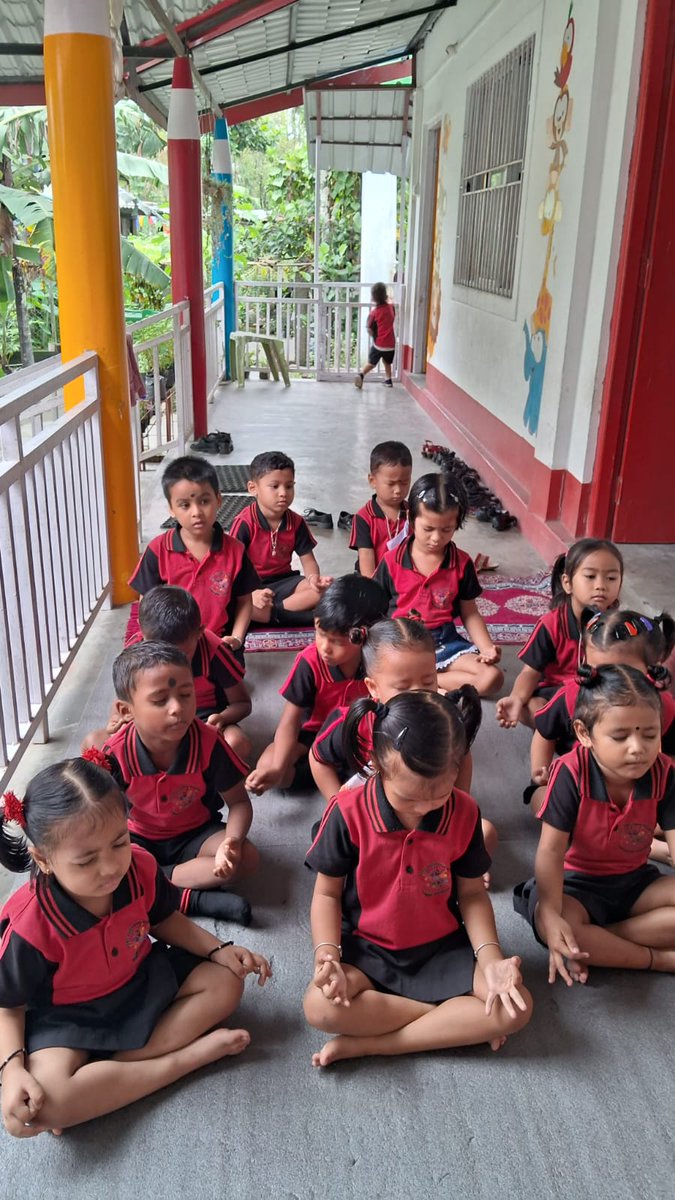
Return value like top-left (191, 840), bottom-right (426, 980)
top-left (0, 753), bottom-right (270, 1138)
top-left (304, 691), bottom-right (532, 1066)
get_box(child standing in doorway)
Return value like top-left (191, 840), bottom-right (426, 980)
top-left (355, 283), bottom-right (396, 390)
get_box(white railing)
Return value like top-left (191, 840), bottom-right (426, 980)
top-left (233, 280), bottom-right (405, 380)
top-left (127, 300), bottom-right (192, 466)
top-left (0, 352), bottom-right (110, 790)
top-left (204, 281), bottom-right (226, 399)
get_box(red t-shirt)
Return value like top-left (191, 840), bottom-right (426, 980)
top-left (366, 302), bottom-right (396, 350)
top-left (313, 705), bottom-right (375, 771)
top-left (306, 774), bottom-right (489, 950)
top-left (374, 536), bottom-right (481, 629)
top-left (126, 628), bottom-right (244, 716)
top-left (535, 679), bottom-right (675, 756)
top-left (349, 496), bottom-right (409, 568)
top-left (230, 501), bottom-right (316, 581)
top-left (519, 606), bottom-right (581, 689)
top-left (280, 644), bottom-right (368, 733)
top-left (128, 523), bottom-right (260, 636)
top-left (537, 746), bottom-right (675, 875)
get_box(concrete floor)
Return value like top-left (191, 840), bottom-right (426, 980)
top-left (2, 378), bottom-right (674, 1200)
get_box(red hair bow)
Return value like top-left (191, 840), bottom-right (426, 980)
top-left (82, 747), bottom-right (112, 772)
top-left (2, 791), bottom-right (26, 828)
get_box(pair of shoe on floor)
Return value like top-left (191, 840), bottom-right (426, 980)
top-left (420, 441), bottom-right (518, 532)
top-left (304, 508), bottom-right (353, 531)
top-left (190, 430), bottom-right (233, 454)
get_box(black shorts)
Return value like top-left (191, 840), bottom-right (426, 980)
top-left (514, 863), bottom-right (663, 944)
top-left (131, 820), bottom-right (224, 878)
top-left (368, 346), bottom-right (395, 366)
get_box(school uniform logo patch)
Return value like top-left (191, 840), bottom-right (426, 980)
top-left (208, 570), bottom-right (231, 596)
top-left (617, 822), bottom-right (653, 852)
top-left (169, 784), bottom-right (201, 813)
top-left (126, 919), bottom-right (150, 960)
top-left (429, 588), bottom-right (452, 611)
top-left (420, 862), bottom-right (452, 895)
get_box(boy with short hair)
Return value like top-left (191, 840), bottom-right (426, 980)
top-left (105, 641), bottom-right (258, 925)
top-left (129, 454), bottom-right (259, 653)
top-left (230, 450), bottom-right (333, 626)
top-left (349, 441), bottom-right (413, 577)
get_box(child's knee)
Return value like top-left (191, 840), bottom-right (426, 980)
top-left (240, 839), bottom-right (260, 875)
top-left (223, 725), bottom-right (252, 762)
top-left (480, 664), bottom-right (504, 696)
top-left (303, 983), bottom-right (333, 1029)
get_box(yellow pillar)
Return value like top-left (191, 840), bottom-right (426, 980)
top-left (44, 0), bottom-right (138, 604)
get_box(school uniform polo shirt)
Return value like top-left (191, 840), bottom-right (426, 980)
top-left (349, 497), bottom-right (409, 567)
top-left (128, 523), bottom-right (260, 636)
top-left (0, 846), bottom-right (178, 1009)
top-left (230, 501), bottom-right (316, 581)
top-left (535, 680), bottom-right (675, 756)
top-left (306, 774), bottom-right (489, 950)
top-left (280, 643), bottom-right (368, 733)
top-left (191, 628), bottom-right (244, 714)
top-left (374, 536), bottom-right (481, 629)
top-left (537, 745), bottom-right (675, 875)
top-left (366, 302), bottom-right (396, 350)
top-left (104, 718), bottom-right (246, 841)
top-left (313, 706), bottom-right (374, 769)
top-left (519, 606), bottom-right (580, 689)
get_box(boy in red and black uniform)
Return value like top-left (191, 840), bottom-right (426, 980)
top-left (354, 282), bottom-right (396, 390)
top-left (104, 641), bottom-right (258, 924)
top-left (129, 455), bottom-right (259, 658)
top-left (230, 451), bottom-right (332, 627)
top-left (349, 441), bottom-right (412, 577)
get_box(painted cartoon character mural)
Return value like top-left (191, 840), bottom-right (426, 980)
top-left (427, 117), bottom-right (451, 361)
top-left (522, 4), bottom-right (574, 436)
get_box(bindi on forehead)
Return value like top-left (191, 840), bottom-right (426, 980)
top-left (167, 676), bottom-right (177, 687)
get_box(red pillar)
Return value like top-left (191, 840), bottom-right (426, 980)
top-left (168, 58), bottom-right (207, 438)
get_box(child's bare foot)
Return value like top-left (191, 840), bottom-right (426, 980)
top-left (179, 1027), bottom-right (251, 1072)
top-left (650, 948), bottom-right (675, 973)
top-left (489, 1036), bottom-right (507, 1051)
top-left (567, 959), bottom-right (589, 984)
top-left (483, 871), bottom-right (491, 890)
top-left (311, 1036), bottom-right (363, 1067)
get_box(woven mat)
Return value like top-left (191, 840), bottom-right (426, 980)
top-left (160, 494), bottom-right (250, 531)
top-left (458, 569), bottom-right (551, 644)
top-left (215, 464), bottom-right (251, 493)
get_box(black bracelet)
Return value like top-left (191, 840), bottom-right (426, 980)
top-left (207, 940), bottom-right (233, 961)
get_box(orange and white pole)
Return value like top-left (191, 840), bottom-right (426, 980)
top-left (44, 0), bottom-right (138, 604)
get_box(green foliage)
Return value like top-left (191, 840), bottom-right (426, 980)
top-left (115, 99), bottom-right (167, 159)
top-left (117, 151), bottom-right (168, 187)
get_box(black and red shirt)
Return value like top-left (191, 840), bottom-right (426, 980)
top-left (537, 745), bottom-right (675, 875)
top-left (126, 628), bottom-right (244, 716)
top-left (312, 705), bottom-right (375, 772)
top-left (104, 718), bottom-right (246, 841)
top-left (519, 606), bottom-right (581, 689)
top-left (367, 302), bottom-right (396, 350)
top-left (374, 536), bottom-right (481, 629)
top-left (535, 680), bottom-right (675, 756)
top-left (0, 846), bottom-right (178, 1009)
top-left (306, 774), bottom-right (489, 950)
top-left (349, 497), bottom-right (409, 569)
top-left (230, 501), bottom-right (316, 581)
top-left (128, 523), bottom-right (260, 636)
top-left (280, 643), bottom-right (368, 733)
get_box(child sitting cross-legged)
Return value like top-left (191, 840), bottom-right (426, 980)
top-left (230, 451), bottom-right (333, 627)
top-left (349, 441), bottom-right (412, 577)
top-left (246, 575), bottom-right (388, 795)
top-left (84, 586), bottom-right (252, 760)
top-left (104, 642), bottom-right (258, 925)
top-left (129, 455), bottom-right (260, 657)
top-left (514, 664), bottom-right (675, 984)
top-left (0, 757), bottom-right (270, 1138)
top-left (304, 691), bottom-right (532, 1067)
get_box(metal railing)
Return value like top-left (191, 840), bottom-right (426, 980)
top-left (234, 279), bottom-right (405, 380)
top-left (127, 300), bottom-right (192, 466)
top-left (0, 352), bottom-right (110, 790)
top-left (204, 281), bottom-right (226, 399)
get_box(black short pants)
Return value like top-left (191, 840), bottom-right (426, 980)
top-left (368, 346), bottom-right (395, 366)
top-left (132, 820), bottom-right (224, 878)
top-left (514, 862), bottom-right (663, 944)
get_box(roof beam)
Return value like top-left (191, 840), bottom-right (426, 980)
top-left (139, 1), bottom-right (452, 92)
top-left (0, 81), bottom-right (46, 104)
top-left (0, 42), bottom-right (173, 58)
top-left (139, 0), bottom-right (298, 51)
top-left (142, 0), bottom-right (221, 112)
top-left (306, 60), bottom-right (413, 90)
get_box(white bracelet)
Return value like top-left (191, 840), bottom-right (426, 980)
top-left (473, 941), bottom-right (501, 960)
top-left (229, 635), bottom-right (243, 648)
top-left (313, 941), bottom-right (342, 957)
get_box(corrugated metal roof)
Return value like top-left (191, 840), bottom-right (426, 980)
top-left (305, 86), bottom-right (412, 176)
top-left (0, 1), bottom-right (451, 118)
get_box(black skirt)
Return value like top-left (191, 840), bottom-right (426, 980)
top-left (341, 928), bottom-right (475, 1004)
top-left (25, 945), bottom-right (200, 1055)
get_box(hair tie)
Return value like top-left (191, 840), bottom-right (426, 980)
top-left (81, 747), bottom-right (112, 772)
top-left (407, 608), bottom-right (424, 624)
top-left (373, 701), bottom-right (390, 721)
top-left (647, 663), bottom-right (670, 689)
top-left (348, 625), bottom-right (368, 646)
top-left (576, 665), bottom-right (599, 686)
top-left (2, 791), bottom-right (26, 828)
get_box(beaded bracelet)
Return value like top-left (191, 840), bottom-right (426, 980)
top-left (0, 1047), bottom-right (25, 1084)
top-left (207, 940), bottom-right (234, 961)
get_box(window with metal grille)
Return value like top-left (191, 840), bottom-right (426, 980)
top-left (454, 35), bottom-right (535, 297)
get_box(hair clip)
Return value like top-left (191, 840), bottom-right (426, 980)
top-left (2, 791), bottom-right (26, 828)
top-left (81, 747), bottom-right (112, 772)
top-left (373, 701), bottom-right (390, 721)
top-left (393, 725), bottom-right (409, 750)
top-left (584, 611), bottom-right (605, 634)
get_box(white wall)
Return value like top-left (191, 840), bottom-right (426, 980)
top-left (406, 0), bottom-right (642, 483)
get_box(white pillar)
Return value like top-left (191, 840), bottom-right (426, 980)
top-left (359, 172), bottom-right (397, 362)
